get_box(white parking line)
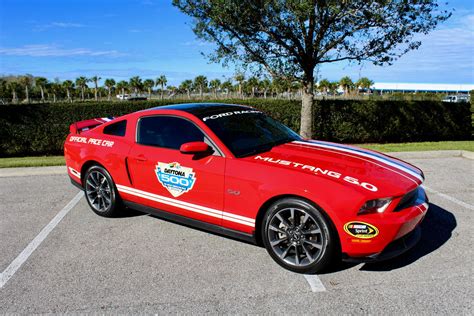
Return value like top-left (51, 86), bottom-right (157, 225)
top-left (0, 191), bottom-right (83, 289)
top-left (424, 186), bottom-right (474, 211)
top-left (303, 274), bottom-right (326, 292)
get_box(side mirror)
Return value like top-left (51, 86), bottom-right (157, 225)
top-left (180, 141), bottom-right (212, 154)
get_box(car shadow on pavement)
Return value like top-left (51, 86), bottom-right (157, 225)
top-left (321, 202), bottom-right (457, 274)
top-left (360, 202), bottom-right (457, 271)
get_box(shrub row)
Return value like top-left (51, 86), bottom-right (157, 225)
top-left (0, 99), bottom-right (471, 157)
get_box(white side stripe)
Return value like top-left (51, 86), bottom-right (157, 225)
top-left (116, 184), bottom-right (255, 227)
top-left (293, 141), bottom-right (423, 182)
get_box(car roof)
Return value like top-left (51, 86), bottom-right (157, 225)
top-left (146, 103), bottom-right (255, 118)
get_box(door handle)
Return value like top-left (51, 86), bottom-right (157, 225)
top-left (135, 155), bottom-right (147, 162)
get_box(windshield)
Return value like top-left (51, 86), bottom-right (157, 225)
top-left (202, 111), bottom-right (301, 157)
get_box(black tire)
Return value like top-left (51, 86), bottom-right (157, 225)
top-left (83, 165), bottom-right (122, 217)
top-left (262, 197), bottom-right (337, 274)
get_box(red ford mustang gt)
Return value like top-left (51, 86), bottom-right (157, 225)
top-left (64, 103), bottom-right (428, 273)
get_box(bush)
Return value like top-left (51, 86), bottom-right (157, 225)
top-left (0, 99), bottom-right (471, 157)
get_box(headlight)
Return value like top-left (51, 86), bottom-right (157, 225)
top-left (358, 198), bottom-right (392, 215)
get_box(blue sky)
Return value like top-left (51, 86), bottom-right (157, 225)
top-left (0, 0), bottom-right (473, 85)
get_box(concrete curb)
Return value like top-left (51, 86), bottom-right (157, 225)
top-left (0, 166), bottom-right (67, 177)
top-left (0, 150), bottom-right (471, 177)
top-left (387, 150), bottom-right (473, 160)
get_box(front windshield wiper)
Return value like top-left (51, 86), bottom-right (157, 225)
top-left (237, 137), bottom-right (295, 158)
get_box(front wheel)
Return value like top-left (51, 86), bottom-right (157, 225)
top-left (84, 165), bottom-right (121, 217)
top-left (262, 198), bottom-right (337, 274)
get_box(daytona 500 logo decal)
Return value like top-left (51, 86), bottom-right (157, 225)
top-left (155, 162), bottom-right (196, 197)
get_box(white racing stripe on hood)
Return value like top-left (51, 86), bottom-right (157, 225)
top-left (292, 140), bottom-right (424, 183)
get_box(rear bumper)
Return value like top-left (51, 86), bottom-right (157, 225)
top-left (342, 226), bottom-right (421, 263)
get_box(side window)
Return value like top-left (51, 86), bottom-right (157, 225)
top-left (137, 116), bottom-right (206, 150)
top-left (103, 120), bottom-right (127, 137)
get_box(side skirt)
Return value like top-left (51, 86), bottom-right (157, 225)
top-left (122, 200), bottom-right (256, 245)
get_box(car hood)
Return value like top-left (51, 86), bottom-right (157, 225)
top-left (246, 139), bottom-right (424, 197)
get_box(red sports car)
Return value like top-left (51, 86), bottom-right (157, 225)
top-left (64, 103), bottom-right (428, 273)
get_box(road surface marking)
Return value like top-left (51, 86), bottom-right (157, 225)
top-left (304, 274), bottom-right (327, 292)
top-left (0, 191), bottom-right (83, 289)
top-left (424, 186), bottom-right (474, 211)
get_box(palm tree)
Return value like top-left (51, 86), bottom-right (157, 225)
top-left (104, 78), bottom-right (116, 101)
top-left (19, 75), bottom-right (32, 103)
top-left (144, 79), bottom-right (155, 99)
top-left (193, 75), bottom-right (208, 99)
top-left (221, 80), bottom-right (233, 97)
top-left (90, 76), bottom-right (101, 100)
top-left (75, 77), bottom-right (88, 101)
top-left (209, 79), bottom-right (221, 98)
top-left (155, 75), bottom-right (167, 100)
top-left (329, 81), bottom-right (339, 96)
top-left (356, 77), bottom-right (374, 94)
top-left (35, 77), bottom-right (48, 102)
top-left (318, 79), bottom-right (331, 95)
top-left (180, 79), bottom-right (193, 99)
top-left (234, 73), bottom-right (245, 99)
top-left (49, 82), bottom-right (62, 103)
top-left (246, 77), bottom-right (259, 98)
top-left (129, 76), bottom-right (143, 94)
top-left (260, 78), bottom-right (272, 99)
top-left (116, 80), bottom-right (128, 99)
top-left (339, 76), bottom-right (354, 95)
top-left (7, 81), bottom-right (20, 104)
top-left (167, 85), bottom-right (177, 98)
top-left (62, 80), bottom-right (74, 103)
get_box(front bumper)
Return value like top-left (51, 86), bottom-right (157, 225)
top-left (342, 226), bottom-right (421, 262)
top-left (341, 187), bottom-right (428, 261)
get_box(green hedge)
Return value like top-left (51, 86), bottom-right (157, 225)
top-left (0, 99), bottom-right (471, 157)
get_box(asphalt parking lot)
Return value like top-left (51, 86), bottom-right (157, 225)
top-left (0, 154), bottom-right (473, 314)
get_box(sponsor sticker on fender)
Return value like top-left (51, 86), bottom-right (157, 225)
top-left (344, 221), bottom-right (379, 239)
top-left (155, 162), bottom-right (196, 197)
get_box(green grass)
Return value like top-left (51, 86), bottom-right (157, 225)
top-left (0, 156), bottom-right (65, 168)
top-left (360, 141), bottom-right (474, 152)
top-left (0, 140), bottom-right (473, 168)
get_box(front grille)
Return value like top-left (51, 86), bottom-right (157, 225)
top-left (394, 187), bottom-right (419, 212)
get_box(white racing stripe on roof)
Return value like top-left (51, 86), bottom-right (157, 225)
top-left (116, 184), bottom-right (255, 227)
top-left (292, 141), bottom-right (424, 183)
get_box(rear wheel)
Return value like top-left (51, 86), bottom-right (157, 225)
top-left (262, 198), bottom-right (336, 273)
top-left (84, 165), bottom-right (121, 217)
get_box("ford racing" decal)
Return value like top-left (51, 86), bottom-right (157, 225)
top-left (155, 162), bottom-right (196, 197)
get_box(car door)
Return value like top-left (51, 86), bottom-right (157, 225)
top-left (125, 115), bottom-right (225, 226)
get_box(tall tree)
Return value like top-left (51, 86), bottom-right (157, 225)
top-left (116, 80), bottom-right (128, 98)
top-left (234, 73), bottom-right (245, 99)
top-left (318, 79), bottom-right (331, 96)
top-left (246, 76), bottom-right (259, 98)
top-left (144, 79), bottom-right (155, 99)
top-left (7, 81), bottom-right (20, 104)
top-left (129, 76), bottom-right (143, 94)
top-left (356, 77), bottom-right (374, 94)
top-left (155, 75), bottom-right (168, 100)
top-left (221, 79), bottom-right (233, 97)
top-left (339, 76), bottom-right (354, 95)
top-left (19, 75), bottom-right (32, 103)
top-left (173, 0), bottom-right (450, 138)
top-left (35, 77), bottom-right (48, 102)
top-left (49, 82), bottom-right (62, 103)
top-left (63, 80), bottom-right (74, 103)
top-left (209, 79), bottom-right (221, 98)
top-left (104, 78), bottom-right (116, 101)
top-left (90, 76), bottom-right (101, 101)
top-left (260, 78), bottom-right (272, 99)
top-left (180, 79), bottom-right (193, 99)
top-left (193, 75), bottom-right (208, 98)
top-left (75, 77), bottom-right (88, 101)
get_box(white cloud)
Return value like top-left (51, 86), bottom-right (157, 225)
top-left (33, 21), bottom-right (86, 31)
top-left (181, 40), bottom-right (212, 47)
top-left (0, 45), bottom-right (126, 57)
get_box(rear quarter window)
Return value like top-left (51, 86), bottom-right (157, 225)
top-left (103, 120), bottom-right (127, 137)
